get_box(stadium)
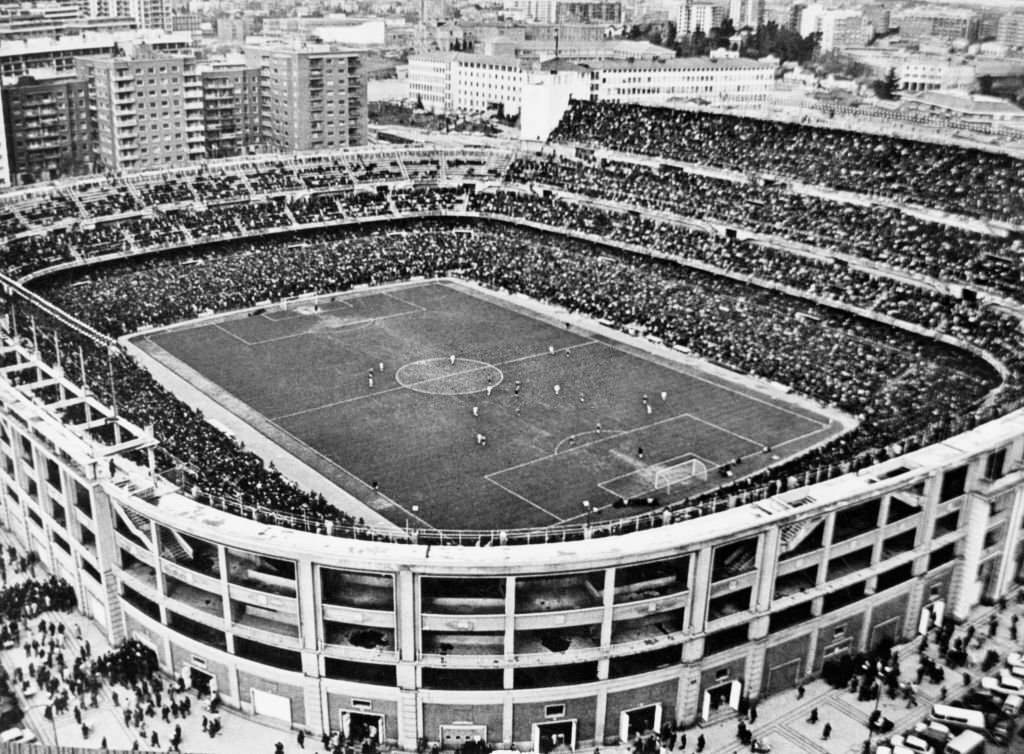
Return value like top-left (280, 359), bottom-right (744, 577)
top-left (1, 101), bottom-right (1023, 752)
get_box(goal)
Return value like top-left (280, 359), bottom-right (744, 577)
top-left (654, 458), bottom-right (709, 494)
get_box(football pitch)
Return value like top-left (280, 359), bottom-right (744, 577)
top-left (135, 280), bottom-right (845, 531)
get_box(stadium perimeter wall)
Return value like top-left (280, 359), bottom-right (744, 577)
top-left (2, 320), bottom-right (1024, 750)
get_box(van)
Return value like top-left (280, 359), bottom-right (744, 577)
top-left (1001, 693), bottom-right (1023, 717)
top-left (929, 705), bottom-right (987, 736)
top-left (944, 729), bottom-right (986, 754)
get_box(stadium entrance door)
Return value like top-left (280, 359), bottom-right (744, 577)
top-left (918, 600), bottom-right (945, 634)
top-left (532, 719), bottom-right (576, 752)
top-left (619, 703), bottom-right (661, 743)
top-left (186, 666), bottom-right (213, 696)
top-left (342, 710), bottom-right (384, 746)
top-left (700, 680), bottom-right (741, 723)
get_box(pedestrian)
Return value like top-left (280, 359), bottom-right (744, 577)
top-left (298, 730), bottom-right (305, 748)
top-left (797, 684), bottom-right (805, 700)
top-left (822, 723), bottom-right (831, 740)
top-left (151, 731), bottom-right (159, 747)
top-left (748, 703), bottom-right (757, 724)
top-left (696, 733), bottom-right (706, 752)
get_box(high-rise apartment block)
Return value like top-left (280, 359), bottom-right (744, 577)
top-left (997, 14), bottom-right (1024, 49)
top-left (88, 0), bottom-right (170, 30)
top-left (554, 0), bottom-right (622, 25)
top-left (728, 0), bottom-right (764, 30)
top-left (0, 36), bottom-right (369, 184)
top-left (892, 7), bottom-right (979, 43)
top-left (0, 30), bottom-right (191, 78)
top-left (244, 40), bottom-right (367, 152)
top-left (1, 70), bottom-right (94, 184)
top-left (678, 1), bottom-right (723, 33)
top-left (199, 59), bottom-right (261, 159)
top-left (75, 44), bottom-right (203, 172)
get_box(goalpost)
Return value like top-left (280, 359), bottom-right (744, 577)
top-left (654, 458), bottom-right (709, 494)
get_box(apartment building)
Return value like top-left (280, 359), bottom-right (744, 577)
top-left (728, 0), bottom-right (764, 30)
top-left (554, 0), bottom-right (622, 25)
top-left (75, 44), bottom-right (203, 173)
top-left (198, 59), bottom-right (261, 160)
top-left (0, 30), bottom-right (192, 79)
top-left (997, 14), bottom-right (1024, 50)
top-left (1, 70), bottom-right (94, 185)
top-left (244, 39), bottom-right (368, 151)
top-left (892, 7), bottom-right (979, 43)
top-left (678, 2), bottom-right (724, 34)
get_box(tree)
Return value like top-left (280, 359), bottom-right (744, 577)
top-left (873, 67), bottom-right (900, 99)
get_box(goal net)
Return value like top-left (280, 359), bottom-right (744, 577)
top-left (654, 458), bottom-right (709, 494)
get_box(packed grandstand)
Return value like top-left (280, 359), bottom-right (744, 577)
top-left (2, 101), bottom-right (1023, 545)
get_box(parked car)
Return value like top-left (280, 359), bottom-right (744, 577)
top-left (0, 727), bottom-right (37, 744)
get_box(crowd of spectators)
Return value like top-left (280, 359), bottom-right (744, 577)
top-left (23, 217), bottom-right (1012, 537)
top-left (0, 137), bottom-right (1020, 538)
top-left (549, 100), bottom-right (1024, 224)
top-left (506, 155), bottom-right (1024, 300)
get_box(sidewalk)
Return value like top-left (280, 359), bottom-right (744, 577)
top-left (695, 598), bottom-right (1023, 754)
top-left (0, 527), bottom-right (310, 754)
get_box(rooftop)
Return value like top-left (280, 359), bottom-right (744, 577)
top-left (902, 89), bottom-right (1024, 116)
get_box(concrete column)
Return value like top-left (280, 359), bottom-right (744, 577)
top-left (687, 548), bottom-right (712, 633)
top-left (951, 495), bottom-right (989, 620)
top-left (600, 568), bottom-right (615, 648)
top-left (396, 569), bottom-right (417, 663)
top-left (804, 621), bottom-right (819, 681)
top-left (295, 559), bottom-right (319, 651)
top-left (504, 576), bottom-right (516, 658)
top-left (745, 635), bottom-right (768, 702)
top-left (675, 663), bottom-right (703, 726)
top-left (218, 545), bottom-right (233, 629)
top-left (816, 513), bottom-right (836, 586)
top-left (91, 485), bottom-right (125, 644)
top-left (502, 693), bottom-right (514, 746)
top-left (594, 688), bottom-right (607, 746)
top-left (996, 486), bottom-right (1024, 596)
top-left (754, 530), bottom-right (779, 613)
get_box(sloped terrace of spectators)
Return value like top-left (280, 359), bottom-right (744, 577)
top-left (0, 144), bottom-right (1020, 544)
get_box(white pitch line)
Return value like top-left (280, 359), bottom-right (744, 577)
top-left (272, 385), bottom-right (406, 421)
top-left (486, 476), bottom-right (565, 523)
top-left (212, 322), bottom-right (254, 346)
top-left (685, 413), bottom-right (765, 450)
top-left (598, 335), bottom-right (829, 429)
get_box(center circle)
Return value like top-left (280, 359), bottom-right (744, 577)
top-left (395, 358), bottom-right (504, 396)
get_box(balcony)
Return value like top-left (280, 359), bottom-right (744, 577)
top-left (711, 537), bottom-right (757, 583)
top-left (421, 630), bottom-right (503, 661)
top-left (774, 564), bottom-right (817, 600)
top-left (163, 574), bottom-right (223, 620)
top-left (321, 568), bottom-right (394, 611)
top-left (423, 576), bottom-right (504, 616)
top-left (611, 590), bottom-right (688, 621)
top-left (515, 572), bottom-right (603, 614)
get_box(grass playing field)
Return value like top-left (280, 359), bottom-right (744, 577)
top-left (137, 280), bottom-right (844, 531)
